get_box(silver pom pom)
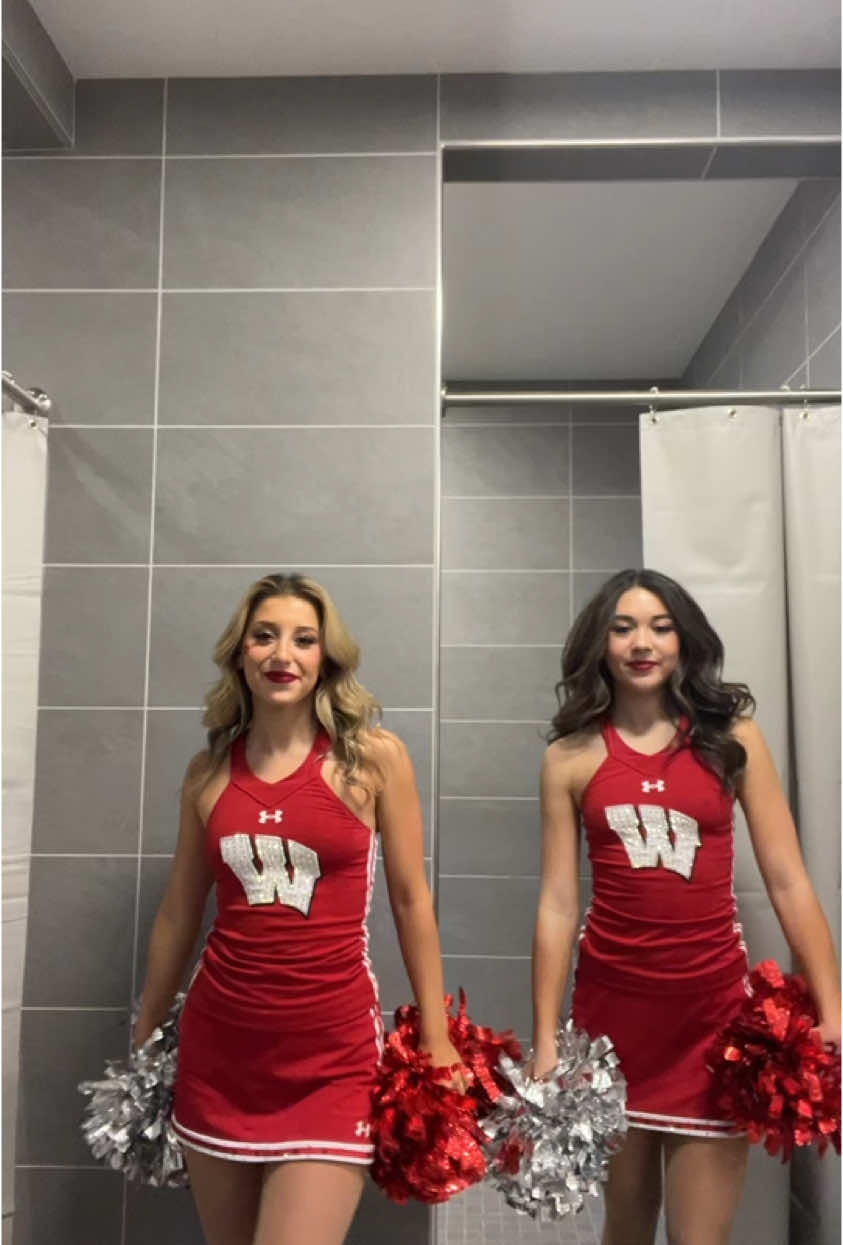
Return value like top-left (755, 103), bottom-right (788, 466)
top-left (482, 1021), bottom-right (627, 1220)
top-left (79, 995), bottom-right (188, 1188)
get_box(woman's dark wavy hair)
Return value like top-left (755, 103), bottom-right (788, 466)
top-left (549, 568), bottom-right (755, 790)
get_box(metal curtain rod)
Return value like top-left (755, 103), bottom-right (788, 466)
top-left (2, 371), bottom-right (52, 416)
top-left (441, 386), bottom-right (842, 408)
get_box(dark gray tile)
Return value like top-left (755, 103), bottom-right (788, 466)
top-left (736, 187), bottom-right (804, 325)
top-left (443, 403), bottom-right (569, 425)
top-left (573, 571), bottom-right (617, 616)
top-left (167, 76), bottom-right (435, 154)
top-left (2, 160), bottom-right (160, 289)
top-left (796, 180), bottom-right (842, 239)
top-left (17, 1008), bottom-right (129, 1163)
top-left (805, 196), bottom-right (841, 355)
top-left (2, 293), bottom-right (157, 424)
top-left (347, 1180), bottom-right (429, 1245)
top-left (33, 710), bottom-right (143, 853)
top-left (2, 68), bottom-right (67, 152)
top-left (13, 1168), bottom-right (124, 1245)
top-left (162, 157), bottom-right (435, 288)
top-left (23, 858), bottom-right (136, 1007)
top-left (38, 568), bottom-right (149, 706)
top-left (44, 428), bottom-right (153, 563)
top-left (135, 856), bottom-right (215, 989)
top-left (440, 646), bottom-right (559, 722)
top-left (367, 869), bottom-right (414, 1013)
top-left (442, 425), bottom-right (569, 496)
top-left (440, 572), bottom-right (568, 645)
top-left (442, 956), bottom-right (531, 1039)
top-left (147, 566), bottom-right (433, 709)
top-left (720, 70), bottom-right (841, 137)
top-left (159, 290), bottom-right (435, 425)
top-left (125, 1183), bottom-right (202, 1245)
top-left (143, 710), bottom-right (206, 854)
top-left (809, 327), bottom-right (841, 388)
top-left (707, 351), bottom-right (742, 389)
top-left (2, 0), bottom-right (74, 143)
top-left (572, 426), bottom-right (640, 496)
top-left (153, 427), bottom-right (433, 563)
top-left (685, 288), bottom-right (741, 386)
top-left (73, 79), bottom-right (164, 154)
top-left (439, 876), bottom-right (538, 956)
top-left (380, 710), bottom-right (432, 855)
top-left (441, 498), bottom-right (568, 570)
top-left (572, 404), bottom-right (646, 425)
top-left (740, 261), bottom-right (807, 389)
top-left (705, 142), bottom-right (841, 180)
top-left (440, 723), bottom-right (545, 798)
top-left (439, 798), bottom-right (541, 876)
top-left (440, 72), bottom-right (716, 142)
top-left (572, 499), bottom-right (642, 570)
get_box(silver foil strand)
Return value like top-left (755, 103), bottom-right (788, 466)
top-left (78, 994), bottom-right (188, 1188)
top-left (482, 1021), bottom-right (627, 1220)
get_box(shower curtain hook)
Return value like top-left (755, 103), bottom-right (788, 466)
top-left (648, 385), bottom-right (660, 422)
top-left (799, 383), bottom-right (810, 418)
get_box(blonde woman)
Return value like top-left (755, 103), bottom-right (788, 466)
top-left (134, 573), bottom-right (462, 1245)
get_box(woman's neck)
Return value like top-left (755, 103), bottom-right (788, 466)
top-left (248, 699), bottom-right (318, 754)
top-left (610, 690), bottom-right (673, 737)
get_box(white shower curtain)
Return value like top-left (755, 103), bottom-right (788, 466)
top-left (2, 408), bottom-right (49, 1224)
top-left (640, 404), bottom-right (841, 1245)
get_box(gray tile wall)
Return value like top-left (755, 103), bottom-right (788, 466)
top-left (684, 179), bottom-right (841, 391)
top-left (5, 75), bottom-right (437, 1245)
top-left (437, 406), bottom-right (642, 1043)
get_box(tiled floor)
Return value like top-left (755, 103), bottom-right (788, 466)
top-left (437, 1182), bottom-right (604, 1245)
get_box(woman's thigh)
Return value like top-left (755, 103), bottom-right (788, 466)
top-left (253, 1159), bottom-right (367, 1245)
top-left (183, 1146), bottom-right (264, 1245)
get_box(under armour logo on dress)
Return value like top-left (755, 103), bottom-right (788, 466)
top-left (258, 809), bottom-right (284, 824)
top-left (605, 804), bottom-right (700, 880)
top-left (221, 834), bottom-right (321, 914)
top-left (355, 1121), bottom-right (371, 1138)
top-left (641, 780), bottom-right (665, 793)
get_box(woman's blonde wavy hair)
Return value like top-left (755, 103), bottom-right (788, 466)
top-left (196, 573), bottom-right (382, 792)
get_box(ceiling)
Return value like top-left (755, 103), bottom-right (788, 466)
top-left (28, 0), bottom-right (841, 78)
top-left (443, 179), bottom-right (797, 381)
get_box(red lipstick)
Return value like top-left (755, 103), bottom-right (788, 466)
top-left (266, 672), bottom-right (298, 684)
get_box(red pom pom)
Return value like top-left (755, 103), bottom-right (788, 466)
top-left (708, 961), bottom-right (841, 1161)
top-left (370, 990), bottom-right (522, 1203)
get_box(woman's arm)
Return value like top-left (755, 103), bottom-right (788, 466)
top-left (375, 731), bottom-right (463, 1074)
top-left (531, 744), bottom-right (582, 1076)
top-left (133, 752), bottom-right (215, 1047)
top-left (735, 717), bottom-right (841, 1046)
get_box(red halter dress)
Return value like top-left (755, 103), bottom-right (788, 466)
top-left (572, 720), bottom-right (749, 1137)
top-left (172, 731), bottom-right (383, 1164)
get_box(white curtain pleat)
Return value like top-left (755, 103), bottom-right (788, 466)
top-left (2, 409), bottom-right (49, 1219)
top-left (640, 405), bottom-right (790, 1245)
top-left (782, 405), bottom-right (841, 1245)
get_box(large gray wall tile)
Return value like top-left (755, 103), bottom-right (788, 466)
top-left (810, 328), bottom-right (841, 387)
top-left (440, 645), bottom-right (559, 722)
top-left (162, 157), bottom-right (435, 288)
top-left (367, 870), bottom-right (413, 1013)
top-left (572, 425), bottom-right (640, 495)
top-left (143, 710), bottom-right (206, 853)
top-left (380, 710), bottom-right (432, 854)
top-left (158, 291), bottom-right (435, 425)
top-left (572, 499), bottom-right (642, 570)
top-left (33, 710), bottom-right (143, 853)
top-left (740, 262), bottom-right (807, 388)
top-left (16, 1008), bottom-right (129, 1163)
top-left (441, 572), bottom-right (568, 645)
top-left (439, 798), bottom-right (541, 876)
top-left (797, 180), bottom-right (842, 237)
top-left (573, 570), bottom-right (618, 614)
top-left (439, 876), bottom-right (539, 955)
top-left (442, 425), bottom-right (569, 496)
top-left (443, 403), bottom-right (569, 424)
top-left (440, 72), bottom-right (716, 142)
top-left (38, 568), bottom-right (149, 706)
top-left (2, 159), bottom-right (161, 289)
top-left (148, 566), bottom-right (433, 708)
top-left (23, 858), bottom-right (136, 1006)
top-left (134, 856), bottom-right (215, 987)
top-left (440, 723), bottom-right (545, 798)
top-left (735, 187), bottom-right (804, 324)
top-left (805, 196), bottom-right (841, 355)
top-left (442, 956), bottom-right (531, 1039)
top-left (153, 427), bottom-right (433, 564)
top-left (687, 289), bottom-right (742, 386)
top-left (167, 76), bottom-right (435, 154)
top-left (2, 293), bottom-right (157, 424)
top-left (74, 79), bottom-right (164, 154)
top-left (125, 1183), bottom-right (202, 1245)
top-left (13, 1169), bottom-right (124, 1245)
top-left (720, 70), bottom-right (841, 137)
top-left (44, 428), bottom-right (153, 563)
top-left (441, 498), bottom-right (568, 570)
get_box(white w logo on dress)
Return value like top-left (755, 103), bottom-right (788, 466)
top-left (605, 804), bottom-right (700, 880)
top-left (221, 834), bottom-right (321, 914)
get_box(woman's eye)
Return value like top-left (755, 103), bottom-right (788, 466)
top-left (296, 636), bottom-right (317, 647)
top-left (253, 632), bottom-right (273, 643)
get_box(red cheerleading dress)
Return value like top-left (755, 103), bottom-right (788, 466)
top-left (572, 720), bottom-right (749, 1138)
top-left (172, 731), bottom-right (383, 1164)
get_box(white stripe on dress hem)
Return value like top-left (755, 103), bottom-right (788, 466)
top-left (172, 1116), bottom-right (373, 1152)
top-left (626, 1119), bottom-right (744, 1140)
top-left (627, 1109), bottom-right (735, 1127)
top-left (178, 1135), bottom-right (374, 1165)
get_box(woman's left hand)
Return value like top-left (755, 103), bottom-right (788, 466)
top-left (812, 1017), bottom-right (841, 1052)
top-left (421, 1036), bottom-right (470, 1093)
